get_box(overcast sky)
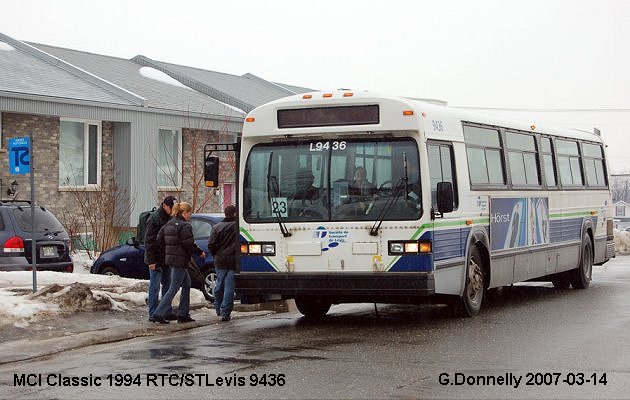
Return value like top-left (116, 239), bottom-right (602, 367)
top-left (2, 0), bottom-right (629, 171)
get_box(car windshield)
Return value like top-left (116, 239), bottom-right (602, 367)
top-left (243, 138), bottom-right (422, 222)
top-left (12, 206), bottom-right (65, 233)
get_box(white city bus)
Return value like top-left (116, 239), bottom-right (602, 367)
top-left (235, 90), bottom-right (613, 318)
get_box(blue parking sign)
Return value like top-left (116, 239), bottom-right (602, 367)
top-left (8, 137), bottom-right (30, 175)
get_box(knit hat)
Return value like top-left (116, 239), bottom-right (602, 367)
top-left (162, 196), bottom-right (178, 208)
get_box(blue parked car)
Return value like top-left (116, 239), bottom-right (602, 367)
top-left (90, 213), bottom-right (223, 301)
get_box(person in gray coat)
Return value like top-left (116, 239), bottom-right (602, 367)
top-left (208, 205), bottom-right (238, 321)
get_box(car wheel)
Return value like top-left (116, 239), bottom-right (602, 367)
top-left (201, 269), bottom-right (216, 302)
top-left (100, 265), bottom-right (119, 276)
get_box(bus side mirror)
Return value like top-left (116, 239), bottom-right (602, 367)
top-left (436, 181), bottom-right (454, 214)
top-left (204, 155), bottom-right (220, 187)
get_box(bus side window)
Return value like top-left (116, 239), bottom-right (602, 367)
top-left (428, 143), bottom-right (458, 210)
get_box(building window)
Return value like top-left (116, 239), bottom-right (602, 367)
top-left (59, 120), bottom-right (101, 187)
top-left (157, 128), bottom-right (181, 188)
top-left (616, 205), bottom-right (625, 217)
top-left (463, 125), bottom-right (506, 186)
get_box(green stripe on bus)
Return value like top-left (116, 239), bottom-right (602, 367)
top-left (240, 227), bottom-right (255, 241)
top-left (239, 228), bottom-right (280, 271)
top-left (550, 211), bottom-right (596, 218)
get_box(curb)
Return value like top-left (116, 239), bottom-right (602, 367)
top-left (0, 307), bottom-right (277, 366)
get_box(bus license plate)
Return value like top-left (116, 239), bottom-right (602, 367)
top-left (41, 246), bottom-right (57, 258)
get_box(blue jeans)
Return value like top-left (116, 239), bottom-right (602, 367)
top-left (154, 267), bottom-right (191, 318)
top-left (214, 268), bottom-right (235, 318)
top-left (148, 265), bottom-right (173, 317)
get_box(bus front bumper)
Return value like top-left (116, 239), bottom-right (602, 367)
top-left (235, 272), bottom-right (434, 302)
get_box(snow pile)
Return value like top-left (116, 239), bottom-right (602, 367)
top-left (614, 229), bottom-right (630, 254)
top-left (0, 270), bottom-right (206, 328)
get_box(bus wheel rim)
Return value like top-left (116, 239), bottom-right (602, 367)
top-left (468, 257), bottom-right (483, 305)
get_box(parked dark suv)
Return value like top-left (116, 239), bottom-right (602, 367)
top-left (0, 200), bottom-right (74, 272)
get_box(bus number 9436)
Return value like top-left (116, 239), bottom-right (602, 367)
top-left (309, 141), bottom-right (346, 151)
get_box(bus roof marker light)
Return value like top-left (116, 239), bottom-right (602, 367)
top-left (531, 124), bottom-right (536, 130)
top-left (303, 94), bottom-right (312, 99)
top-left (323, 93), bottom-right (333, 98)
top-left (343, 92), bottom-right (354, 97)
top-left (403, 110), bottom-right (414, 116)
top-left (246, 117), bottom-right (255, 123)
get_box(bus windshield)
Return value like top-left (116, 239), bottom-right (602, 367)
top-left (243, 138), bottom-right (421, 223)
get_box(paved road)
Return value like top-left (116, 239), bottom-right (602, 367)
top-left (1, 257), bottom-right (629, 399)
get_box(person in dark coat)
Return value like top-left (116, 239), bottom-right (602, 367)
top-left (145, 195), bottom-right (177, 321)
top-left (152, 201), bottom-right (205, 324)
top-left (208, 205), bottom-right (239, 321)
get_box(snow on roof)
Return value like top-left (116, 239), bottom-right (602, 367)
top-left (0, 41), bottom-right (16, 51)
top-left (139, 66), bottom-right (192, 90)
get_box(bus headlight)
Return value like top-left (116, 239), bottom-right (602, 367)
top-left (388, 240), bottom-right (431, 255)
top-left (241, 242), bottom-right (276, 256)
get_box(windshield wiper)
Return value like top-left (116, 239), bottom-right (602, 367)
top-left (267, 152), bottom-right (291, 237)
top-left (369, 153), bottom-right (409, 236)
top-left (369, 178), bottom-right (406, 236)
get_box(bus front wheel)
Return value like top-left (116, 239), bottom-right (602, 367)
top-left (455, 246), bottom-right (486, 317)
top-left (295, 297), bottom-right (331, 319)
top-left (570, 235), bottom-right (592, 289)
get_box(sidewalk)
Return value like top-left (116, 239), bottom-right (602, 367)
top-left (0, 300), bottom-right (289, 365)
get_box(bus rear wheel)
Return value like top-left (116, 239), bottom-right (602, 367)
top-left (570, 235), bottom-right (593, 289)
top-left (295, 297), bottom-right (331, 319)
top-left (455, 246), bottom-right (485, 317)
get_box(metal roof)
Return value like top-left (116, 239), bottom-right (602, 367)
top-left (131, 56), bottom-right (312, 112)
top-left (0, 34), bottom-right (139, 106)
top-left (31, 43), bottom-right (245, 118)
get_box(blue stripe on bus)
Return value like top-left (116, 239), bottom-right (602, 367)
top-left (389, 226), bottom-right (472, 272)
top-left (549, 217), bottom-right (583, 243)
top-left (240, 256), bottom-right (276, 272)
top-left (431, 227), bottom-right (472, 261)
top-left (388, 254), bottom-right (433, 272)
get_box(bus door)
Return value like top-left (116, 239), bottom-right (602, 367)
top-left (427, 141), bottom-right (460, 266)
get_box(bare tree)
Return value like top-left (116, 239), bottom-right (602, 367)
top-left (611, 171), bottom-right (630, 203)
top-left (150, 109), bottom-right (239, 213)
top-left (58, 170), bottom-right (134, 257)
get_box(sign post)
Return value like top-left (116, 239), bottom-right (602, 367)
top-left (8, 134), bottom-right (36, 292)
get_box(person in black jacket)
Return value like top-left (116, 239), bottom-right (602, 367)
top-left (208, 205), bottom-right (238, 321)
top-left (145, 196), bottom-right (177, 321)
top-left (152, 201), bottom-right (205, 324)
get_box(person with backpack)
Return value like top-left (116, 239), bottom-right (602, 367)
top-left (145, 195), bottom-right (177, 322)
top-left (152, 201), bottom-right (205, 324)
top-left (208, 205), bottom-right (239, 321)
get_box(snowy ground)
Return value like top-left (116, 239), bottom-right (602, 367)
top-left (0, 251), bottom-right (205, 328)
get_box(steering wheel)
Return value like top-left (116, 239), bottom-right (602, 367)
top-left (379, 180), bottom-right (393, 192)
